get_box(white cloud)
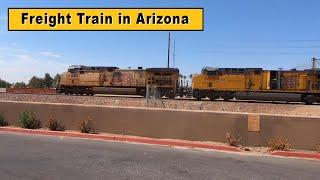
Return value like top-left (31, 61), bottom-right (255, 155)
top-left (39, 51), bottom-right (62, 58)
top-left (0, 45), bottom-right (68, 83)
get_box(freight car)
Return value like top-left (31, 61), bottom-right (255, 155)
top-left (58, 65), bottom-right (179, 98)
top-left (192, 67), bottom-right (320, 104)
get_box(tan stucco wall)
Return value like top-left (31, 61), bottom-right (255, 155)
top-left (0, 101), bottom-right (319, 150)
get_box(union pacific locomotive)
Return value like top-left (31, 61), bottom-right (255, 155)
top-left (58, 65), bottom-right (179, 98)
top-left (58, 64), bottom-right (320, 104)
top-left (192, 67), bottom-right (320, 104)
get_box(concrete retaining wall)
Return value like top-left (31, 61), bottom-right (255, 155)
top-left (6, 88), bottom-right (56, 94)
top-left (0, 88), bottom-right (6, 93)
top-left (0, 101), bottom-right (319, 150)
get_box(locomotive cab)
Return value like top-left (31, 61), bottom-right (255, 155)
top-left (146, 68), bottom-right (179, 98)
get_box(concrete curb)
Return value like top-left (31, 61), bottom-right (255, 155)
top-left (0, 127), bottom-right (241, 152)
top-left (270, 151), bottom-right (320, 160)
top-left (1, 127), bottom-right (320, 161)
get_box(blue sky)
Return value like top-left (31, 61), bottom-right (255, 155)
top-left (1, 0), bottom-right (320, 82)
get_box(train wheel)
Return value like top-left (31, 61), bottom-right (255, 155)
top-left (193, 90), bottom-right (203, 101)
top-left (137, 89), bottom-right (146, 97)
top-left (221, 92), bottom-right (234, 101)
top-left (303, 95), bottom-right (316, 105)
top-left (167, 93), bottom-right (175, 99)
top-left (208, 93), bottom-right (219, 101)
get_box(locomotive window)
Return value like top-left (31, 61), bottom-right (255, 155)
top-left (155, 73), bottom-right (161, 76)
top-left (254, 70), bottom-right (261, 74)
top-left (162, 73), bottom-right (171, 76)
top-left (208, 83), bottom-right (212, 87)
top-left (207, 71), bottom-right (217, 76)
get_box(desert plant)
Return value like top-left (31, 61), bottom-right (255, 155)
top-left (0, 112), bottom-right (8, 126)
top-left (47, 114), bottom-right (65, 131)
top-left (316, 145), bottom-right (320, 153)
top-left (226, 132), bottom-right (241, 147)
top-left (267, 136), bottom-right (292, 151)
top-left (79, 116), bottom-right (95, 134)
top-left (18, 110), bottom-right (41, 129)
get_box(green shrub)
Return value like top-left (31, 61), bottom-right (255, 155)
top-left (18, 110), bottom-right (41, 129)
top-left (268, 137), bottom-right (291, 151)
top-left (0, 112), bottom-right (8, 126)
top-left (47, 114), bottom-right (64, 131)
top-left (79, 116), bottom-right (95, 134)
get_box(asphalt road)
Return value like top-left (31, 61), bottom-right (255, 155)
top-left (0, 132), bottom-right (319, 180)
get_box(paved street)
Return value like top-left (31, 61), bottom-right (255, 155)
top-left (0, 132), bottom-right (319, 180)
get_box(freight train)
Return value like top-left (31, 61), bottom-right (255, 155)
top-left (58, 65), bottom-right (179, 98)
top-left (192, 67), bottom-right (320, 104)
top-left (58, 65), bottom-right (320, 104)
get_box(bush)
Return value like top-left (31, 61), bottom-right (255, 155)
top-left (268, 137), bottom-right (292, 151)
top-left (226, 132), bottom-right (241, 147)
top-left (79, 116), bottom-right (95, 134)
top-left (47, 115), bottom-right (64, 131)
top-left (18, 110), bottom-right (41, 129)
top-left (0, 113), bottom-right (8, 126)
top-left (316, 145), bottom-right (320, 153)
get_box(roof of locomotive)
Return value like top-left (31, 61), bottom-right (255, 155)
top-left (68, 65), bottom-right (119, 72)
top-left (201, 67), bottom-right (263, 74)
top-left (146, 68), bottom-right (179, 73)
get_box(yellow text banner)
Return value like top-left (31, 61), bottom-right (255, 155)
top-left (8, 8), bottom-right (204, 31)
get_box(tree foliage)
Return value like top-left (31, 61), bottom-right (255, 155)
top-left (0, 79), bottom-right (11, 88)
top-left (27, 73), bottom-right (57, 88)
top-left (28, 76), bottom-right (45, 88)
top-left (51, 74), bottom-right (60, 88)
top-left (13, 82), bottom-right (27, 88)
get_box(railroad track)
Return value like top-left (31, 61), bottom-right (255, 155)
top-left (2, 92), bottom-right (320, 116)
top-left (1, 92), bottom-right (314, 106)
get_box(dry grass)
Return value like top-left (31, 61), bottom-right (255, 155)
top-left (226, 132), bottom-right (241, 147)
top-left (47, 114), bottom-right (65, 131)
top-left (79, 116), bottom-right (95, 134)
top-left (267, 137), bottom-right (292, 152)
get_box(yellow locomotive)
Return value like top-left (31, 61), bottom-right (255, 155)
top-left (192, 67), bottom-right (320, 104)
top-left (59, 65), bottom-right (179, 98)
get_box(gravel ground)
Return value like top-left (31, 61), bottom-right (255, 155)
top-left (1, 93), bottom-right (320, 116)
